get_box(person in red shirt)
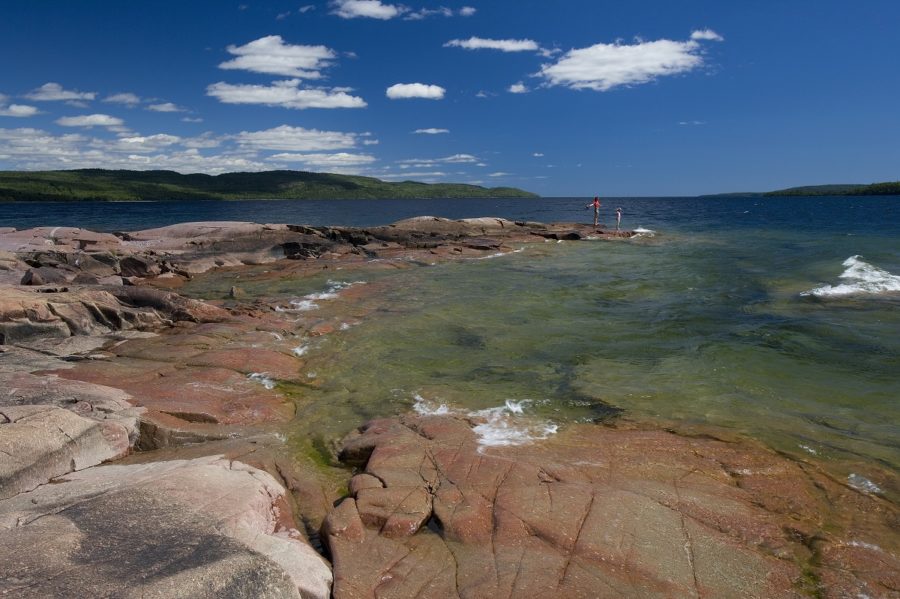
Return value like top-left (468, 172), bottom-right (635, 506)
top-left (585, 196), bottom-right (601, 227)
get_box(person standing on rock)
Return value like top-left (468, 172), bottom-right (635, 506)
top-left (615, 207), bottom-right (623, 232)
top-left (586, 196), bottom-right (601, 228)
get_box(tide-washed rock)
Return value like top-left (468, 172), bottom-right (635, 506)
top-left (0, 455), bottom-right (332, 598)
top-left (324, 416), bottom-right (900, 599)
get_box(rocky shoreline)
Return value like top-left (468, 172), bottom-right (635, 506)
top-left (0, 217), bottom-right (897, 598)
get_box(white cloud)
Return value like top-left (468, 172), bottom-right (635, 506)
top-left (405, 7), bottom-right (452, 20)
top-left (537, 36), bottom-right (710, 91)
top-left (414, 128), bottom-right (449, 134)
top-left (445, 37), bottom-right (540, 52)
top-left (398, 153), bottom-right (478, 166)
top-left (386, 83), bottom-right (445, 100)
top-left (102, 134), bottom-right (183, 153)
top-left (508, 82), bottom-right (528, 94)
top-left (362, 139), bottom-right (379, 145)
top-left (269, 152), bottom-right (376, 167)
top-left (331, 0), bottom-right (404, 20)
top-left (182, 116), bottom-right (204, 123)
top-left (103, 92), bottom-right (142, 106)
top-left (532, 152), bottom-right (544, 157)
top-left (26, 82), bottom-right (96, 102)
top-left (489, 172), bottom-right (511, 177)
top-left (0, 103), bottom-right (39, 117)
top-left (679, 120), bottom-right (706, 126)
top-left (459, 6), bottom-right (476, 16)
top-left (147, 102), bottom-right (187, 113)
top-left (56, 114), bottom-right (124, 128)
top-left (219, 35), bottom-right (336, 78)
top-left (691, 29), bottom-right (724, 42)
top-left (233, 125), bottom-right (359, 151)
top-left (299, 5), bottom-right (316, 12)
top-left (276, 11), bottom-right (291, 20)
top-left (0, 126), bottom-right (272, 174)
top-left (207, 79), bottom-right (366, 109)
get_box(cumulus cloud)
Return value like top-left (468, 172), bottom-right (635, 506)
top-left (0, 100), bottom-right (39, 117)
top-left (233, 125), bottom-right (360, 151)
top-left (532, 152), bottom-right (544, 157)
top-left (508, 82), bottom-right (528, 94)
top-left (207, 79), bottom-right (366, 109)
top-left (413, 128), bottom-right (449, 134)
top-left (147, 102), bottom-right (187, 112)
top-left (459, 6), bottom-right (476, 16)
top-left (268, 152), bottom-right (376, 168)
top-left (26, 82), bottom-right (96, 102)
top-left (331, 0), bottom-right (404, 20)
top-left (219, 35), bottom-right (337, 78)
top-left (56, 114), bottom-right (124, 128)
top-left (386, 83), bottom-right (445, 100)
top-left (103, 92), bottom-right (142, 106)
top-left (445, 37), bottom-right (540, 52)
top-left (691, 29), bottom-right (724, 41)
top-left (0, 127), bottom-right (271, 174)
top-left (537, 35), bottom-right (713, 91)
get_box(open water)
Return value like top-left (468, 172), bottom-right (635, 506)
top-left (3, 196), bottom-right (899, 482)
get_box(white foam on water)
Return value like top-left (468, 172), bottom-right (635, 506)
top-left (846, 540), bottom-right (882, 552)
top-left (801, 255), bottom-right (900, 298)
top-left (847, 473), bottom-right (882, 494)
top-left (468, 399), bottom-right (558, 448)
top-left (631, 227), bottom-right (656, 238)
top-left (799, 444), bottom-right (818, 455)
top-left (292, 299), bottom-right (321, 311)
top-left (248, 372), bottom-right (276, 390)
top-left (412, 393), bottom-right (451, 416)
top-left (282, 280), bottom-right (366, 311)
top-left (476, 247), bottom-right (525, 260)
top-left (339, 322), bottom-right (352, 330)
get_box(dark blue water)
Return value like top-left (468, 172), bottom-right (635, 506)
top-left (1, 196), bottom-right (898, 237)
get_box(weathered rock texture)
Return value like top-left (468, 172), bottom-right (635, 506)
top-left (324, 416), bottom-right (900, 599)
top-left (0, 455), bottom-right (332, 598)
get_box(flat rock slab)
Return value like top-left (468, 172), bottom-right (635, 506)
top-left (0, 455), bottom-right (332, 598)
top-left (324, 416), bottom-right (900, 599)
top-left (0, 405), bottom-right (131, 500)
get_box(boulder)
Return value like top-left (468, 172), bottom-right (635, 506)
top-left (0, 455), bottom-right (332, 598)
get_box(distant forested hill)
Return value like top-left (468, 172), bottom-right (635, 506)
top-left (0, 169), bottom-right (539, 201)
top-left (702, 181), bottom-right (900, 198)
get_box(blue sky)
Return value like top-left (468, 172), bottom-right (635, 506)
top-left (1, 0), bottom-right (898, 196)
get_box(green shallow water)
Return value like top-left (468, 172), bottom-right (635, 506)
top-left (248, 230), bottom-right (899, 476)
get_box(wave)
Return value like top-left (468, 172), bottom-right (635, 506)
top-left (801, 255), bottom-right (900, 298)
top-left (631, 227), bottom-right (656, 238)
top-left (412, 395), bottom-right (557, 447)
top-left (275, 280), bottom-right (366, 312)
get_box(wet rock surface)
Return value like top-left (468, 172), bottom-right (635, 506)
top-left (324, 416), bottom-right (900, 599)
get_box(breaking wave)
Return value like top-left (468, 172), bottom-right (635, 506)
top-left (411, 395), bottom-right (557, 447)
top-left (801, 256), bottom-right (900, 298)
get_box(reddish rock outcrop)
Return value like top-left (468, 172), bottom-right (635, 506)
top-left (324, 416), bottom-right (900, 598)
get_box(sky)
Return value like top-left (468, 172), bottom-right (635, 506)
top-left (1, 1), bottom-right (898, 196)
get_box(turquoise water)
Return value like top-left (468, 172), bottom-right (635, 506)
top-left (12, 196), bottom-right (895, 474)
top-left (229, 198), bottom-right (899, 479)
